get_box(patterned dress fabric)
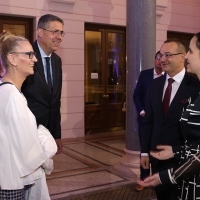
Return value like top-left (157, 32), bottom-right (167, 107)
top-left (174, 94), bottom-right (200, 200)
top-left (0, 189), bottom-right (25, 200)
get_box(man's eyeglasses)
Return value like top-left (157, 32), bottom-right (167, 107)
top-left (10, 51), bottom-right (36, 59)
top-left (41, 28), bottom-right (65, 37)
top-left (156, 53), bottom-right (183, 60)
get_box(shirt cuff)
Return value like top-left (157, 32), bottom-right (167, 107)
top-left (141, 153), bottom-right (149, 156)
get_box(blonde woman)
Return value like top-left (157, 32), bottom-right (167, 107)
top-left (0, 32), bottom-right (54, 199)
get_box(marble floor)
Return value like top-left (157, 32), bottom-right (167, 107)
top-left (47, 131), bottom-right (140, 200)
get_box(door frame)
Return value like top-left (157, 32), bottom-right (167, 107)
top-left (0, 15), bottom-right (33, 42)
top-left (84, 23), bottom-right (126, 134)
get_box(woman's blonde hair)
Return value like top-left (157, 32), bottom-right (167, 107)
top-left (0, 31), bottom-right (28, 77)
top-left (0, 30), bottom-right (14, 77)
top-left (0, 30), bottom-right (14, 44)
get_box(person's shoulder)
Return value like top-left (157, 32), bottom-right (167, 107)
top-left (141, 68), bottom-right (153, 74)
top-left (0, 84), bottom-right (22, 100)
top-left (52, 52), bottom-right (61, 60)
top-left (150, 74), bottom-right (165, 86)
top-left (185, 72), bottom-right (199, 85)
top-left (139, 68), bottom-right (153, 77)
top-left (32, 40), bottom-right (38, 49)
top-left (0, 83), bottom-right (16, 92)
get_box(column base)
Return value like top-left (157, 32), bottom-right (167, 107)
top-left (113, 148), bottom-right (140, 178)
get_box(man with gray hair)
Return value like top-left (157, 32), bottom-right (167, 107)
top-left (22, 14), bottom-right (64, 153)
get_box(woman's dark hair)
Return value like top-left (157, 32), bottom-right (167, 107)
top-left (194, 32), bottom-right (200, 50)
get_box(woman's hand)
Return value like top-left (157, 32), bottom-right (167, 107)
top-left (150, 145), bottom-right (174, 160)
top-left (137, 173), bottom-right (161, 187)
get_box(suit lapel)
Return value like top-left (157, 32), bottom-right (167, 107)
top-left (51, 54), bottom-right (58, 97)
top-left (151, 68), bottom-right (154, 79)
top-left (165, 73), bottom-right (190, 118)
top-left (33, 42), bottom-right (46, 81)
top-left (33, 41), bottom-right (52, 100)
top-left (155, 75), bottom-right (166, 119)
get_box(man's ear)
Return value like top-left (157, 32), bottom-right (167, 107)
top-left (7, 54), bottom-right (17, 67)
top-left (37, 28), bottom-right (43, 38)
top-left (180, 53), bottom-right (186, 63)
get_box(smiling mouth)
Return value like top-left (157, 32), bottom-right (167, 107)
top-left (53, 41), bottom-right (60, 44)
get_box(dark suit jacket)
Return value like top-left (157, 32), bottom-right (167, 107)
top-left (22, 41), bottom-right (62, 139)
top-left (141, 72), bottom-right (199, 167)
top-left (133, 68), bottom-right (154, 123)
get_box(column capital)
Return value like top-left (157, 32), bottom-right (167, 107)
top-left (156, 0), bottom-right (168, 23)
top-left (49, 0), bottom-right (76, 13)
top-left (50, 0), bottom-right (76, 4)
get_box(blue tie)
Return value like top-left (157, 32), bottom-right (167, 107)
top-left (45, 57), bottom-right (52, 94)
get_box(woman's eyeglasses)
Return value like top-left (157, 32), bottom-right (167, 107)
top-left (9, 51), bottom-right (36, 59)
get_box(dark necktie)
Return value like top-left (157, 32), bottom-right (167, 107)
top-left (162, 78), bottom-right (174, 115)
top-left (45, 57), bottom-right (52, 94)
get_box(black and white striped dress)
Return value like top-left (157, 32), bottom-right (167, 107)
top-left (160, 94), bottom-right (200, 200)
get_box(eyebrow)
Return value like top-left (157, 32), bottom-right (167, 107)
top-left (160, 52), bottom-right (172, 54)
top-left (53, 29), bottom-right (64, 32)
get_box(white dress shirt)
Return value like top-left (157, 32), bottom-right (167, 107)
top-left (37, 41), bottom-right (53, 84)
top-left (163, 68), bottom-right (185, 104)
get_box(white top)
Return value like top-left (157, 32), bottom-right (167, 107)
top-left (0, 82), bottom-right (47, 189)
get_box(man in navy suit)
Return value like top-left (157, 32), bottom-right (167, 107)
top-left (141, 39), bottom-right (200, 200)
top-left (22, 14), bottom-right (64, 153)
top-left (133, 51), bottom-right (163, 191)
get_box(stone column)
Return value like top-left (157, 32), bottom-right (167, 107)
top-left (114, 0), bottom-right (156, 178)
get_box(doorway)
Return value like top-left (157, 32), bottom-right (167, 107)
top-left (0, 15), bottom-right (33, 42)
top-left (85, 23), bottom-right (126, 134)
top-left (167, 31), bottom-right (194, 50)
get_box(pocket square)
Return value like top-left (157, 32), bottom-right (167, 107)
top-left (179, 99), bottom-right (188, 104)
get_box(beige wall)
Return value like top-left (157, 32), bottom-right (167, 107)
top-left (156, 0), bottom-right (200, 51)
top-left (0, 0), bottom-right (200, 138)
top-left (0, 0), bottom-right (126, 138)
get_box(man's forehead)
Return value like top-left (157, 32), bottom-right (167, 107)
top-left (47, 21), bottom-right (63, 28)
top-left (160, 42), bottom-right (178, 52)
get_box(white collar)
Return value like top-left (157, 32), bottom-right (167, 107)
top-left (166, 68), bottom-right (185, 83)
top-left (37, 41), bottom-right (52, 58)
top-left (153, 69), bottom-right (164, 76)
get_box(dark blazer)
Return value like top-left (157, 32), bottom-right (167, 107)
top-left (141, 72), bottom-right (199, 167)
top-left (133, 68), bottom-right (154, 122)
top-left (22, 41), bottom-right (62, 139)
